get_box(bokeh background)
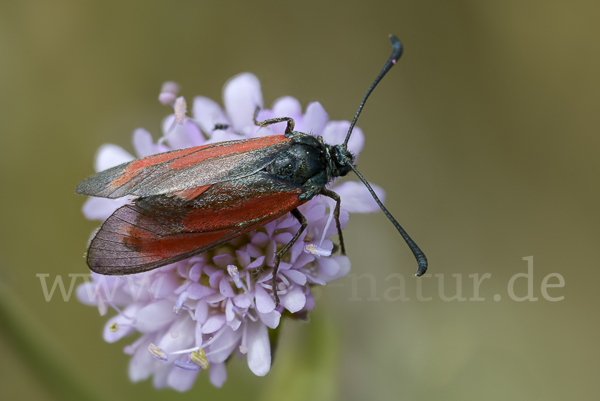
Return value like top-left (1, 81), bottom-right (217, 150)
top-left (1, 1), bottom-right (598, 400)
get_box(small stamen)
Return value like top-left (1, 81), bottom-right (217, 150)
top-left (190, 349), bottom-right (209, 370)
top-left (245, 310), bottom-right (258, 322)
top-left (173, 291), bottom-right (189, 315)
top-left (320, 200), bottom-right (335, 246)
top-left (169, 325), bottom-right (227, 356)
top-left (169, 346), bottom-right (200, 356)
top-left (227, 265), bottom-right (244, 289)
top-left (109, 322), bottom-right (119, 332)
top-left (97, 297), bottom-right (107, 316)
top-left (304, 243), bottom-right (332, 258)
top-left (174, 96), bottom-right (187, 124)
top-left (106, 301), bottom-right (127, 317)
top-left (148, 343), bottom-right (168, 361)
top-left (174, 359), bottom-right (201, 371)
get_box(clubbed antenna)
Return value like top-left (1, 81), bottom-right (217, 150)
top-left (343, 34), bottom-right (404, 147)
top-left (344, 35), bottom-right (427, 276)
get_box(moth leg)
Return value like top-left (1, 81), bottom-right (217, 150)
top-left (320, 189), bottom-right (346, 255)
top-left (273, 208), bottom-right (307, 306)
top-left (253, 106), bottom-right (295, 134)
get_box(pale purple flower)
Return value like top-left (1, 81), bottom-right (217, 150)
top-left (77, 73), bottom-right (385, 391)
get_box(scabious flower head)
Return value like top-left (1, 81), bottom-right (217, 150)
top-left (77, 73), bottom-right (386, 391)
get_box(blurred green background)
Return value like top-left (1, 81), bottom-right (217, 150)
top-left (1, 0), bottom-right (598, 400)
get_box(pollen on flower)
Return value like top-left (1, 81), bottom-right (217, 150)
top-left (173, 291), bottom-right (189, 315)
top-left (227, 265), bottom-right (243, 288)
top-left (190, 349), bottom-right (209, 370)
top-left (304, 243), bottom-right (332, 258)
top-left (148, 343), bottom-right (168, 361)
top-left (174, 96), bottom-right (187, 124)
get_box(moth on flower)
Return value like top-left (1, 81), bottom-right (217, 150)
top-left (76, 35), bottom-right (427, 391)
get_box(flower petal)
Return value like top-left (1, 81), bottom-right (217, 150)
top-left (82, 196), bottom-right (129, 221)
top-left (188, 262), bottom-right (203, 281)
top-left (254, 285), bottom-right (275, 313)
top-left (76, 282), bottom-right (99, 306)
top-left (317, 257), bottom-right (340, 276)
top-left (282, 269), bottom-right (307, 286)
top-left (321, 121), bottom-right (365, 156)
top-left (132, 128), bottom-right (156, 157)
top-left (152, 365), bottom-right (171, 389)
top-left (251, 232), bottom-right (269, 247)
top-left (333, 181), bottom-right (385, 213)
top-left (128, 340), bottom-right (156, 382)
top-left (202, 315), bottom-right (226, 334)
top-left (272, 96), bottom-right (302, 118)
top-left (223, 73), bottom-right (263, 133)
top-left (235, 250), bottom-right (251, 268)
top-left (318, 255), bottom-right (351, 282)
top-left (207, 326), bottom-right (241, 363)
top-left (233, 293), bottom-right (252, 308)
top-left (225, 298), bottom-right (235, 321)
top-left (246, 320), bottom-right (271, 376)
top-left (280, 285), bottom-right (306, 313)
top-left (94, 144), bottom-right (134, 172)
top-left (300, 102), bottom-right (328, 135)
top-left (209, 362), bottom-right (227, 388)
top-left (192, 96), bottom-right (228, 135)
top-left (212, 254), bottom-right (235, 268)
top-left (258, 310), bottom-right (281, 329)
top-left (103, 304), bottom-right (141, 343)
top-left (151, 273), bottom-right (182, 299)
top-left (186, 282), bottom-right (216, 300)
top-left (265, 96), bottom-right (302, 135)
top-left (219, 277), bottom-right (235, 298)
top-left (168, 368), bottom-right (199, 392)
top-left (195, 299), bottom-right (209, 324)
top-left (158, 318), bottom-right (196, 353)
top-left (162, 115), bottom-right (204, 149)
top-left (135, 300), bottom-right (177, 333)
top-left (246, 255), bottom-right (265, 269)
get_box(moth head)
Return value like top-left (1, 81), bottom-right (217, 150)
top-left (331, 144), bottom-right (354, 177)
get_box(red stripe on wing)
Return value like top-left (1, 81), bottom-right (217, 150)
top-left (77, 135), bottom-right (292, 199)
top-left (182, 191), bottom-right (303, 232)
top-left (86, 189), bottom-right (305, 275)
top-left (167, 135), bottom-right (285, 169)
top-left (110, 146), bottom-right (201, 188)
top-left (173, 184), bottom-right (212, 200)
top-left (125, 229), bottom-right (230, 261)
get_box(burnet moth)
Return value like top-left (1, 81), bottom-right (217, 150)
top-left (76, 35), bottom-right (428, 306)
